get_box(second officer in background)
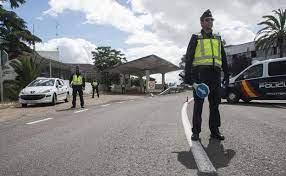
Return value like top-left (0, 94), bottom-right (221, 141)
top-left (92, 79), bottom-right (99, 98)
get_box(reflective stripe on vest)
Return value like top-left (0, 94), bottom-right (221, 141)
top-left (194, 34), bottom-right (222, 68)
top-left (92, 81), bottom-right (98, 86)
top-left (72, 75), bottom-right (83, 85)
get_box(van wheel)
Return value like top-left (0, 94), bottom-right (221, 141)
top-left (51, 94), bottom-right (57, 105)
top-left (226, 91), bottom-right (239, 104)
top-left (22, 104), bottom-right (27, 108)
top-left (64, 92), bottom-right (70, 102)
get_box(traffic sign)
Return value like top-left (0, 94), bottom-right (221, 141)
top-left (148, 81), bottom-right (155, 90)
top-left (193, 83), bottom-right (210, 99)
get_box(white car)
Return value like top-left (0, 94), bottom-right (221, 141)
top-left (19, 78), bottom-right (70, 107)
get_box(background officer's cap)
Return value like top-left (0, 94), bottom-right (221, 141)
top-left (200, 9), bottom-right (213, 21)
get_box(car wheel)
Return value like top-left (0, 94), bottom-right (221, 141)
top-left (64, 92), bottom-right (70, 102)
top-left (22, 104), bottom-right (27, 108)
top-left (51, 94), bottom-right (57, 105)
top-left (226, 91), bottom-right (240, 104)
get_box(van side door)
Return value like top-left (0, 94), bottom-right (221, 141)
top-left (261, 60), bottom-right (286, 100)
top-left (235, 64), bottom-right (264, 99)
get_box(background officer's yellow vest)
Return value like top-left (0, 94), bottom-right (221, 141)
top-left (92, 81), bottom-right (98, 86)
top-left (193, 34), bottom-right (222, 68)
top-left (72, 75), bottom-right (83, 85)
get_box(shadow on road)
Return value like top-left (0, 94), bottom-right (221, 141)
top-left (221, 101), bottom-right (286, 109)
top-left (204, 139), bottom-right (236, 169)
top-left (16, 102), bottom-right (66, 108)
top-left (173, 139), bottom-right (235, 176)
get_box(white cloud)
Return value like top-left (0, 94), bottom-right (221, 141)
top-left (125, 43), bottom-right (184, 65)
top-left (127, 0), bottom-right (285, 46)
top-left (43, 0), bottom-right (286, 83)
top-left (36, 38), bottom-right (97, 64)
top-left (127, 0), bottom-right (147, 14)
top-left (125, 30), bottom-right (165, 45)
top-left (44, 0), bottom-right (149, 33)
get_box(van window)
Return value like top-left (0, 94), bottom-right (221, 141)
top-left (237, 64), bottom-right (263, 80)
top-left (268, 60), bottom-right (286, 76)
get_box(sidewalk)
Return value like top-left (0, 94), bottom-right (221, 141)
top-left (0, 93), bottom-right (145, 123)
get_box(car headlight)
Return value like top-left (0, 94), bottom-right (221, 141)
top-left (42, 89), bottom-right (51, 93)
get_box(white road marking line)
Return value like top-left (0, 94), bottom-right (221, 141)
top-left (74, 109), bottom-right (88, 113)
top-left (26, 118), bottom-right (53, 125)
top-left (101, 104), bottom-right (110, 107)
top-left (181, 99), bottom-right (194, 147)
top-left (181, 98), bottom-right (217, 173)
top-left (129, 100), bottom-right (135, 101)
top-left (274, 105), bottom-right (286, 109)
top-left (117, 101), bottom-right (124, 104)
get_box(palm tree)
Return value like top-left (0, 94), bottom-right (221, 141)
top-left (3, 56), bottom-right (43, 100)
top-left (255, 9), bottom-right (286, 58)
top-left (10, 56), bottom-right (43, 88)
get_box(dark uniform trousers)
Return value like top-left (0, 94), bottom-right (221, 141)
top-left (92, 86), bottom-right (99, 98)
top-left (192, 66), bottom-right (221, 134)
top-left (72, 85), bottom-right (84, 107)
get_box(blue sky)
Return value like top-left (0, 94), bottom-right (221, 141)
top-left (4, 0), bottom-right (285, 83)
top-left (11, 0), bottom-right (129, 48)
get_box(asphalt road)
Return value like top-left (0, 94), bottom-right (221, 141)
top-left (0, 92), bottom-right (286, 176)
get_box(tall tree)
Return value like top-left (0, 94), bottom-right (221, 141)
top-left (91, 46), bottom-right (127, 89)
top-left (255, 9), bottom-right (286, 58)
top-left (0, 0), bottom-right (42, 59)
top-left (0, 0), bottom-right (26, 8)
top-left (91, 46), bottom-right (127, 72)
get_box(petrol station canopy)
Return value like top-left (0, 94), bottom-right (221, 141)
top-left (105, 55), bottom-right (180, 76)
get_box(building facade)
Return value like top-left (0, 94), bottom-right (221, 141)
top-left (225, 40), bottom-right (286, 66)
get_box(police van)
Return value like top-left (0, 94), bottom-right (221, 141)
top-left (222, 57), bottom-right (286, 103)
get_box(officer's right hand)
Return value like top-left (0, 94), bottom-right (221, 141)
top-left (192, 83), bottom-right (198, 88)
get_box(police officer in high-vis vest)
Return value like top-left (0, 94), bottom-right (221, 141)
top-left (92, 79), bottom-right (99, 98)
top-left (69, 66), bottom-right (85, 108)
top-left (184, 9), bottom-right (229, 141)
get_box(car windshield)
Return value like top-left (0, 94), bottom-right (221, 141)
top-left (28, 79), bottom-right (55, 87)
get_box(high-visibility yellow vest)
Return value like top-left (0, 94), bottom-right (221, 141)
top-left (92, 81), bottom-right (98, 86)
top-left (72, 75), bottom-right (83, 85)
top-left (193, 33), bottom-right (222, 68)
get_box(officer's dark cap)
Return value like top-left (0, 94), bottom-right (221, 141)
top-left (200, 9), bottom-right (213, 21)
